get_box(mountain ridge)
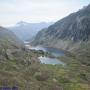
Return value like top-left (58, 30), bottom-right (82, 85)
top-left (8, 21), bottom-right (54, 41)
top-left (31, 4), bottom-right (90, 51)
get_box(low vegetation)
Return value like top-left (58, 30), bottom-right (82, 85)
top-left (0, 46), bottom-right (90, 90)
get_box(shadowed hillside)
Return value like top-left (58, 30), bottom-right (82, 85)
top-left (32, 4), bottom-right (90, 51)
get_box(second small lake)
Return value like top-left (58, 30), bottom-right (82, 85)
top-left (38, 56), bottom-right (65, 65)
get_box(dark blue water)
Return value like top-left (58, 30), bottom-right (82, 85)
top-left (29, 46), bottom-right (65, 57)
top-left (24, 44), bottom-right (65, 65)
top-left (44, 47), bottom-right (64, 57)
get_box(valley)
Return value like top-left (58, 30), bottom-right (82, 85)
top-left (0, 2), bottom-right (90, 90)
top-left (0, 26), bottom-right (89, 89)
top-left (8, 21), bottom-right (54, 41)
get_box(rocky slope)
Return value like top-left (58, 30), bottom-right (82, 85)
top-left (32, 4), bottom-right (90, 51)
top-left (0, 27), bottom-right (90, 90)
top-left (0, 26), bottom-right (25, 60)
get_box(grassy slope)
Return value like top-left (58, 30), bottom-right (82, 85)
top-left (0, 48), bottom-right (90, 90)
top-left (0, 27), bottom-right (90, 90)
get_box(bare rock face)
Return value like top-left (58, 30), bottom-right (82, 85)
top-left (32, 4), bottom-right (90, 51)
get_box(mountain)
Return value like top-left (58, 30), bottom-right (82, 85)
top-left (0, 4), bottom-right (90, 90)
top-left (0, 26), bottom-right (90, 90)
top-left (32, 4), bottom-right (90, 51)
top-left (0, 26), bottom-right (26, 63)
top-left (0, 26), bottom-right (24, 48)
top-left (8, 21), bottom-right (54, 41)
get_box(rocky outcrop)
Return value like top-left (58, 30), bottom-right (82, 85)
top-left (32, 4), bottom-right (90, 51)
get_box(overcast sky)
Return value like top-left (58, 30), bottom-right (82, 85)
top-left (0, 0), bottom-right (90, 26)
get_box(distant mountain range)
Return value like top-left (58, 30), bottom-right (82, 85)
top-left (8, 21), bottom-right (54, 41)
top-left (32, 4), bottom-right (90, 51)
